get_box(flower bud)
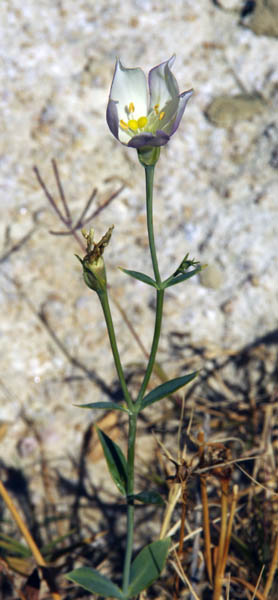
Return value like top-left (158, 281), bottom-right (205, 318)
top-left (82, 255), bottom-right (107, 293)
top-left (76, 226), bottom-right (114, 295)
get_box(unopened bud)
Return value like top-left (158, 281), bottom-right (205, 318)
top-left (82, 255), bottom-right (107, 293)
top-left (76, 225), bottom-right (114, 295)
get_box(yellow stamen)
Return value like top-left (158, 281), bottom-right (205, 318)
top-left (128, 102), bottom-right (135, 113)
top-left (138, 116), bottom-right (148, 128)
top-left (154, 104), bottom-right (159, 115)
top-left (128, 119), bottom-right (138, 131)
top-left (120, 119), bottom-right (129, 130)
top-left (159, 111), bottom-right (165, 120)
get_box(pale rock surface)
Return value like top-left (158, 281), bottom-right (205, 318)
top-left (0, 1), bottom-right (277, 483)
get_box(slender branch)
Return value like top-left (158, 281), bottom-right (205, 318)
top-left (200, 474), bottom-right (213, 584)
top-left (213, 478), bottom-right (229, 600)
top-left (221, 484), bottom-right (238, 576)
top-left (52, 159), bottom-right (71, 220)
top-left (74, 188), bottom-right (97, 228)
top-left (84, 184), bottom-right (125, 222)
top-left (264, 531), bottom-right (278, 598)
top-left (33, 166), bottom-right (66, 223)
top-left (145, 165), bottom-right (161, 284)
top-left (98, 290), bottom-right (133, 412)
top-left (198, 432), bottom-right (213, 585)
top-left (136, 289), bottom-right (164, 408)
top-left (136, 165), bottom-right (164, 408)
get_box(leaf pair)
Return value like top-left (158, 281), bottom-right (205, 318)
top-left (120, 262), bottom-right (202, 290)
top-left (66, 537), bottom-right (171, 599)
top-left (77, 372), bottom-right (198, 415)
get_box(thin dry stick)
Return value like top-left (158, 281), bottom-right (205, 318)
top-left (177, 396), bottom-right (185, 463)
top-left (251, 566), bottom-right (265, 600)
top-left (174, 481), bottom-right (187, 599)
top-left (198, 431), bottom-right (213, 584)
top-left (200, 474), bottom-right (213, 584)
top-left (221, 484), bottom-right (238, 576)
top-left (171, 552), bottom-right (201, 600)
top-left (51, 158), bottom-right (71, 220)
top-left (264, 532), bottom-right (278, 597)
top-left (0, 480), bottom-right (61, 600)
top-left (231, 576), bottom-right (266, 600)
top-left (236, 462), bottom-right (278, 497)
top-left (213, 477), bottom-right (229, 600)
top-left (225, 571), bottom-right (231, 600)
top-left (159, 484), bottom-right (181, 540)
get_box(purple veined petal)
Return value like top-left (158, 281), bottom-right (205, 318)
top-left (106, 99), bottom-right (119, 140)
top-left (149, 56), bottom-right (179, 110)
top-left (169, 89), bottom-right (194, 137)
top-left (127, 131), bottom-right (170, 148)
top-left (108, 59), bottom-right (148, 123)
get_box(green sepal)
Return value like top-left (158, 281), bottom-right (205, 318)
top-left (66, 567), bottom-right (125, 599)
top-left (141, 372), bottom-right (198, 410)
top-left (75, 401), bottom-right (129, 413)
top-left (127, 538), bottom-right (171, 597)
top-left (129, 490), bottom-right (164, 506)
top-left (96, 427), bottom-right (128, 496)
top-left (119, 267), bottom-right (158, 289)
top-left (162, 266), bottom-right (201, 289)
top-left (137, 147), bottom-right (160, 167)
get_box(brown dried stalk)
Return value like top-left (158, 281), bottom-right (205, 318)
top-left (198, 431), bottom-right (213, 585)
top-left (264, 532), bottom-right (278, 598)
top-left (0, 479), bottom-right (61, 600)
top-left (213, 476), bottom-right (229, 600)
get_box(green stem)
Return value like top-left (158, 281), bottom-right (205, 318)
top-left (122, 412), bottom-right (137, 595)
top-left (117, 163), bottom-right (165, 595)
top-left (145, 165), bottom-right (161, 285)
top-left (98, 290), bottom-right (133, 412)
top-left (136, 165), bottom-right (165, 409)
top-left (137, 289), bottom-right (164, 408)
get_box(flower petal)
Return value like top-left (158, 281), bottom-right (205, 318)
top-left (155, 96), bottom-right (180, 135)
top-left (106, 99), bottom-right (120, 140)
top-left (127, 131), bottom-right (170, 148)
top-left (108, 59), bottom-right (148, 123)
top-left (149, 56), bottom-right (179, 110)
top-left (169, 89), bottom-right (193, 136)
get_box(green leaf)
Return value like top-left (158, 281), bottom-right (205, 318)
top-left (130, 491), bottom-right (164, 506)
top-left (97, 427), bottom-right (128, 495)
top-left (119, 267), bottom-right (158, 288)
top-left (128, 538), bottom-right (171, 597)
top-left (163, 266), bottom-right (201, 289)
top-left (141, 372), bottom-right (198, 410)
top-left (40, 529), bottom-right (76, 558)
top-left (66, 567), bottom-right (125, 599)
top-left (75, 401), bottom-right (128, 413)
top-left (0, 534), bottom-right (30, 558)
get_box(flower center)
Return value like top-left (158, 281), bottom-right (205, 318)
top-left (120, 102), bottom-right (165, 136)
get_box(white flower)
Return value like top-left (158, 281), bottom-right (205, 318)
top-left (107, 56), bottom-right (193, 148)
